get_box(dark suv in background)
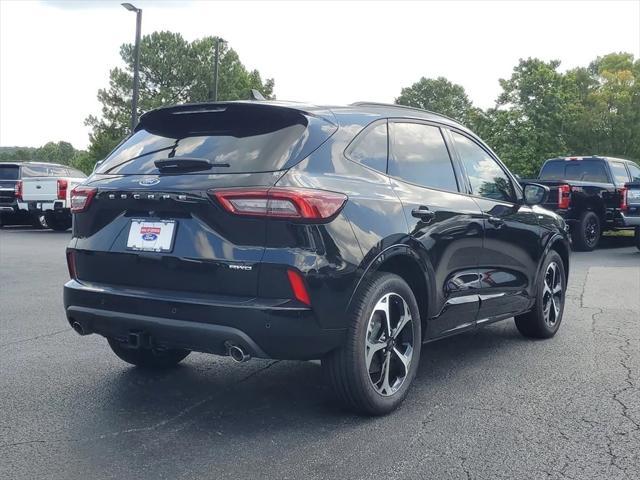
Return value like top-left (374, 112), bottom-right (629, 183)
top-left (64, 101), bottom-right (570, 415)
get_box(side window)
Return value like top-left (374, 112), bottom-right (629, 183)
top-left (610, 162), bottom-right (630, 184)
top-left (628, 163), bottom-right (640, 182)
top-left (388, 122), bottom-right (458, 191)
top-left (347, 122), bottom-right (388, 173)
top-left (50, 166), bottom-right (68, 176)
top-left (452, 132), bottom-right (515, 202)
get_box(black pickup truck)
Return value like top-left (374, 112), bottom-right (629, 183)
top-left (525, 156), bottom-right (640, 251)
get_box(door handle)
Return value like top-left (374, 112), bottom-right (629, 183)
top-left (487, 216), bottom-right (505, 228)
top-left (411, 206), bottom-right (436, 222)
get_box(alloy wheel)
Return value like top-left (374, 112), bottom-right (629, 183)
top-left (365, 293), bottom-right (414, 396)
top-left (542, 262), bottom-right (563, 327)
top-left (584, 217), bottom-right (599, 247)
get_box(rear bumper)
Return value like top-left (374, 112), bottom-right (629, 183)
top-left (26, 200), bottom-right (67, 213)
top-left (619, 212), bottom-right (640, 227)
top-left (63, 280), bottom-right (346, 360)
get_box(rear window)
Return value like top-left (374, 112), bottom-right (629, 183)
top-left (539, 160), bottom-right (610, 183)
top-left (629, 163), bottom-right (640, 182)
top-left (0, 165), bottom-right (19, 180)
top-left (21, 164), bottom-right (69, 177)
top-left (97, 104), bottom-right (335, 175)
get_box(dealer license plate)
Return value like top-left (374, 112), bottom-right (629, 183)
top-left (126, 219), bottom-right (176, 252)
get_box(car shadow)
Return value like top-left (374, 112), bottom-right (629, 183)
top-left (81, 320), bottom-right (528, 433)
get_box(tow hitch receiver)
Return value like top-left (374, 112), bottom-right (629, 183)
top-left (127, 331), bottom-right (151, 349)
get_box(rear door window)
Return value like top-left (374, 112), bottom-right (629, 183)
top-left (0, 165), bottom-right (20, 180)
top-left (346, 121), bottom-right (388, 173)
top-left (388, 122), bottom-right (458, 192)
top-left (96, 104), bottom-right (335, 175)
top-left (610, 161), bottom-right (630, 184)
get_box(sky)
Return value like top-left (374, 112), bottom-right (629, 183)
top-left (1, 0), bottom-right (639, 150)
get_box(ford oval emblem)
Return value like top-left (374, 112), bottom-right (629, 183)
top-left (139, 177), bottom-right (160, 186)
top-left (142, 233), bottom-right (158, 241)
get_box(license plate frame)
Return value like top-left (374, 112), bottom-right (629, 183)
top-left (126, 219), bottom-right (177, 253)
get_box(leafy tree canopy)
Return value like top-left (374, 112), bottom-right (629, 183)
top-left (395, 76), bottom-right (476, 124)
top-left (85, 31), bottom-right (275, 162)
top-left (396, 52), bottom-right (640, 177)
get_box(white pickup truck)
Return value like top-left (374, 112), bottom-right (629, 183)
top-left (16, 163), bottom-right (87, 231)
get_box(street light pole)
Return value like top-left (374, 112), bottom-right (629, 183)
top-left (211, 38), bottom-right (224, 102)
top-left (122, 3), bottom-right (142, 132)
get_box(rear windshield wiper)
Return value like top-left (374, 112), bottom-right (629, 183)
top-left (154, 157), bottom-right (230, 172)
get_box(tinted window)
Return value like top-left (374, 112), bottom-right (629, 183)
top-left (96, 105), bottom-right (333, 175)
top-left (389, 122), bottom-right (458, 191)
top-left (0, 165), bottom-right (19, 180)
top-left (628, 163), bottom-right (640, 182)
top-left (452, 132), bottom-right (514, 202)
top-left (539, 160), bottom-right (609, 183)
top-left (610, 162), bottom-right (630, 184)
top-left (347, 122), bottom-right (388, 172)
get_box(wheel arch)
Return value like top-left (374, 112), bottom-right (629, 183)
top-left (348, 245), bottom-right (435, 337)
top-left (537, 234), bottom-right (570, 286)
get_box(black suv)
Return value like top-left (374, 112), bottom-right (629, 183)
top-left (64, 101), bottom-right (570, 415)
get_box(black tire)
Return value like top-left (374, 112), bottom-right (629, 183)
top-left (635, 227), bottom-right (640, 252)
top-left (322, 272), bottom-right (421, 416)
top-left (31, 214), bottom-right (46, 229)
top-left (107, 338), bottom-right (190, 369)
top-left (45, 212), bottom-right (71, 231)
top-left (515, 251), bottom-right (566, 339)
top-left (571, 211), bottom-right (600, 251)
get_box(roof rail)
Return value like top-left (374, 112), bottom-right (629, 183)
top-left (350, 101), bottom-right (462, 125)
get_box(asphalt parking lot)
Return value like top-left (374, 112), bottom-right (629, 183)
top-left (1, 228), bottom-right (639, 480)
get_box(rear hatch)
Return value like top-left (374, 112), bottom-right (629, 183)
top-left (72, 102), bottom-right (336, 298)
top-left (0, 164), bottom-right (19, 205)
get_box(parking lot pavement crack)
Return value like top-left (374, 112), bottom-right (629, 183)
top-left (0, 328), bottom-right (70, 349)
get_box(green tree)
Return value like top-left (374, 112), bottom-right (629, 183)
top-left (86, 31), bottom-right (275, 163)
top-left (395, 76), bottom-right (476, 124)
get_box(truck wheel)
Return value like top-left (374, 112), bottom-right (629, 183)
top-left (45, 213), bottom-right (71, 231)
top-left (107, 338), bottom-right (190, 369)
top-left (635, 227), bottom-right (640, 252)
top-left (572, 211), bottom-right (600, 251)
top-left (31, 214), bottom-right (46, 229)
top-left (322, 273), bottom-right (421, 416)
top-left (515, 251), bottom-right (566, 339)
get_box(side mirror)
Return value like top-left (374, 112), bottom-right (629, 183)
top-left (522, 183), bottom-right (549, 205)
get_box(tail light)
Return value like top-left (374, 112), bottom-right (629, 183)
top-left (620, 187), bottom-right (628, 212)
top-left (57, 179), bottom-right (68, 200)
top-left (66, 250), bottom-right (77, 279)
top-left (287, 269), bottom-right (311, 306)
top-left (14, 180), bottom-right (23, 201)
top-left (211, 187), bottom-right (347, 221)
top-left (558, 184), bottom-right (571, 209)
top-left (70, 186), bottom-right (97, 213)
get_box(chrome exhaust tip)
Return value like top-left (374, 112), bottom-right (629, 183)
top-left (71, 321), bottom-right (87, 336)
top-left (225, 342), bottom-right (250, 363)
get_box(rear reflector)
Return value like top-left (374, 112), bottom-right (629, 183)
top-left (57, 179), bottom-right (68, 200)
top-left (70, 186), bottom-right (97, 213)
top-left (558, 184), bottom-right (571, 209)
top-left (211, 187), bottom-right (347, 221)
top-left (66, 250), bottom-right (77, 279)
top-left (287, 269), bottom-right (311, 306)
top-left (14, 180), bottom-right (22, 201)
